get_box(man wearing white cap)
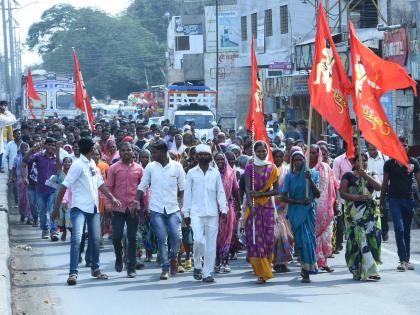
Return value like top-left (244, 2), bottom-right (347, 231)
top-left (183, 144), bottom-right (228, 283)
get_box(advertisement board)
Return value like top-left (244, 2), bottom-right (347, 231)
top-left (205, 5), bottom-right (240, 53)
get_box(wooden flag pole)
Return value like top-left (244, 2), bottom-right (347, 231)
top-left (354, 118), bottom-right (365, 190)
top-left (305, 105), bottom-right (314, 198)
top-left (251, 120), bottom-right (256, 245)
top-left (82, 99), bottom-right (92, 132)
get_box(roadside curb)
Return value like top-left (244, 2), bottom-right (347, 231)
top-left (0, 173), bottom-right (12, 315)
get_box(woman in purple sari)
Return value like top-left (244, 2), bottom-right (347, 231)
top-left (13, 142), bottom-right (32, 224)
top-left (214, 152), bottom-right (240, 273)
top-left (244, 141), bottom-right (280, 283)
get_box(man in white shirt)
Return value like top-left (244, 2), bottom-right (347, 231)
top-left (53, 138), bottom-right (121, 286)
top-left (0, 100), bottom-right (17, 172)
top-left (183, 144), bottom-right (228, 283)
top-left (136, 140), bottom-right (186, 280)
top-left (367, 142), bottom-right (389, 241)
top-left (4, 128), bottom-right (22, 204)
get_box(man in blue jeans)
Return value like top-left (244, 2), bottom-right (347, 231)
top-left (24, 137), bottom-right (59, 240)
top-left (53, 138), bottom-right (121, 285)
top-left (380, 136), bottom-right (420, 272)
top-left (136, 140), bottom-right (186, 280)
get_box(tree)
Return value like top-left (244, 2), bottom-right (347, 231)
top-left (126, 0), bottom-right (181, 42)
top-left (27, 4), bottom-right (165, 99)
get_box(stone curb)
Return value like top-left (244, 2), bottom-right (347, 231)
top-left (0, 173), bottom-right (11, 315)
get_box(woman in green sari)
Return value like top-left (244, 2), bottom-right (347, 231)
top-left (339, 152), bottom-right (382, 281)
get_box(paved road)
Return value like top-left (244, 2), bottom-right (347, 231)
top-left (9, 214), bottom-right (420, 315)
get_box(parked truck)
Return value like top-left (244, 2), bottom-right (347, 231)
top-left (164, 85), bottom-right (217, 140)
top-left (22, 70), bottom-right (79, 119)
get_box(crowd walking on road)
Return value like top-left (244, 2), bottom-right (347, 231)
top-left (1, 99), bottom-right (420, 287)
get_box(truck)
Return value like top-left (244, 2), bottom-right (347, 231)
top-left (164, 85), bottom-right (217, 140)
top-left (23, 70), bottom-right (80, 119)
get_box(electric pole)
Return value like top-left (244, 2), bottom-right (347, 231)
top-left (8, 0), bottom-right (16, 112)
top-left (215, 0), bottom-right (219, 112)
top-left (1, 0), bottom-right (10, 103)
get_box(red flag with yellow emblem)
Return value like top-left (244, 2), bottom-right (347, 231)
top-left (309, 2), bottom-right (355, 157)
top-left (246, 37), bottom-right (273, 162)
top-left (349, 22), bottom-right (417, 166)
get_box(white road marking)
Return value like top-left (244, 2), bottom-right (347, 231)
top-left (381, 247), bottom-right (420, 265)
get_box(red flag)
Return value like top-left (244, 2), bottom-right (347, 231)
top-left (246, 37), bottom-right (273, 162)
top-left (26, 67), bottom-right (41, 119)
top-left (349, 22), bottom-right (417, 166)
top-left (309, 3), bottom-right (355, 157)
top-left (72, 48), bottom-right (94, 130)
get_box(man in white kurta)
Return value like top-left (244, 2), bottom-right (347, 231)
top-left (183, 144), bottom-right (228, 283)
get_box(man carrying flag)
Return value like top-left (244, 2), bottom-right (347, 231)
top-left (349, 22), bottom-right (420, 272)
top-left (309, 2), bottom-right (354, 158)
top-left (72, 48), bottom-right (94, 130)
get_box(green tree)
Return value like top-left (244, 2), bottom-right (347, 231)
top-left (127, 0), bottom-right (181, 42)
top-left (27, 4), bottom-right (165, 99)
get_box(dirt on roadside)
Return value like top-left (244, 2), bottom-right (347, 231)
top-left (8, 193), bottom-right (57, 315)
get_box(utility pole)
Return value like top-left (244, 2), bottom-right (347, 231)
top-left (215, 0), bottom-right (219, 111)
top-left (8, 0), bottom-right (16, 113)
top-left (1, 0), bottom-right (10, 103)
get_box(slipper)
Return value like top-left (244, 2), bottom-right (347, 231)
top-left (91, 269), bottom-right (108, 280)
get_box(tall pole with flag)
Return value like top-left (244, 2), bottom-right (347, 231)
top-left (246, 37), bottom-right (272, 244)
top-left (26, 67), bottom-right (41, 119)
top-left (309, 2), bottom-right (355, 157)
top-left (349, 22), bottom-right (417, 166)
top-left (72, 48), bottom-right (94, 131)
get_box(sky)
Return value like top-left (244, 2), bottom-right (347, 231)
top-left (12, 0), bottom-right (132, 66)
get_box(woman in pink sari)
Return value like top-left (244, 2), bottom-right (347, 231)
top-left (214, 152), bottom-right (240, 273)
top-left (309, 144), bottom-right (339, 272)
top-left (272, 148), bottom-right (294, 273)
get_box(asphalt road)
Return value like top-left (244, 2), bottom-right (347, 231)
top-left (10, 216), bottom-right (420, 315)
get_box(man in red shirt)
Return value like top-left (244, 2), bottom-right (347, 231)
top-left (106, 142), bottom-right (144, 278)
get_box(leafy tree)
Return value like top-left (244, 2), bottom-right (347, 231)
top-left (126, 0), bottom-right (181, 42)
top-left (27, 4), bottom-right (165, 99)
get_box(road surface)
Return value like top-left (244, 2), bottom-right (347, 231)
top-left (9, 208), bottom-right (420, 315)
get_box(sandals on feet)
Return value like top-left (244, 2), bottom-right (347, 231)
top-left (256, 277), bottom-right (266, 284)
top-left (91, 269), bottom-right (109, 280)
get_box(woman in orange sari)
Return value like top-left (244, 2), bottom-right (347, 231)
top-left (93, 148), bottom-right (111, 239)
top-left (244, 141), bottom-right (280, 283)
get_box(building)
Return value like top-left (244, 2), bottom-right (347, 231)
top-left (237, 0), bottom-right (337, 135)
top-left (166, 13), bottom-right (205, 85)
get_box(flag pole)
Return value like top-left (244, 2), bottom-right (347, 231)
top-left (354, 118), bottom-right (365, 190)
top-left (305, 105), bottom-right (314, 198)
top-left (82, 99), bottom-right (92, 131)
top-left (251, 120), bottom-right (256, 245)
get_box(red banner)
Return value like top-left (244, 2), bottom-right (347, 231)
top-left (349, 22), bottom-right (417, 166)
top-left (246, 37), bottom-right (272, 162)
top-left (309, 2), bottom-right (355, 157)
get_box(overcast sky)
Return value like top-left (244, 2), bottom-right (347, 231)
top-left (13, 0), bottom-right (132, 66)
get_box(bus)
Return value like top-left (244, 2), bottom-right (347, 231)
top-left (23, 70), bottom-right (80, 119)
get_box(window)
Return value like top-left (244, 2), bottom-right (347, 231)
top-left (31, 91), bottom-right (47, 109)
top-left (265, 9), bottom-right (273, 37)
top-left (350, 0), bottom-right (378, 28)
top-left (251, 13), bottom-right (257, 38)
top-left (241, 16), bottom-right (247, 41)
top-left (175, 36), bottom-right (190, 51)
top-left (56, 92), bottom-right (75, 110)
top-left (280, 5), bottom-right (288, 34)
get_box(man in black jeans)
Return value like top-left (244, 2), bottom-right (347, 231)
top-left (106, 142), bottom-right (144, 278)
top-left (380, 137), bottom-right (420, 272)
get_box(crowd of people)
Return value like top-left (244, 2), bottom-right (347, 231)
top-left (1, 99), bottom-right (420, 286)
